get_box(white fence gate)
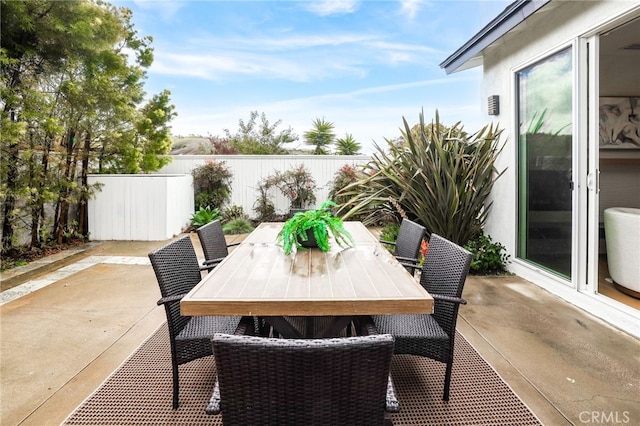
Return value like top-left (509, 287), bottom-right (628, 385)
top-left (87, 174), bottom-right (194, 241)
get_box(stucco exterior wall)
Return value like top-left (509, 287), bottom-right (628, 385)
top-left (478, 0), bottom-right (638, 260)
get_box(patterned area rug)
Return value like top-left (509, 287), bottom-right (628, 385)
top-left (63, 324), bottom-right (540, 425)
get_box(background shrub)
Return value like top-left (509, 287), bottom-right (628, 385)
top-left (379, 222), bottom-right (400, 252)
top-left (254, 164), bottom-right (317, 220)
top-left (336, 110), bottom-right (505, 246)
top-left (190, 206), bottom-right (221, 228)
top-left (464, 232), bottom-right (510, 275)
top-left (221, 205), bottom-right (248, 222)
top-left (222, 218), bottom-right (254, 235)
top-left (267, 164), bottom-right (317, 209)
top-left (253, 179), bottom-right (279, 222)
top-left (328, 164), bottom-right (362, 207)
top-left (191, 160), bottom-right (232, 210)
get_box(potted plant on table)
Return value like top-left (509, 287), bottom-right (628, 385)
top-left (277, 200), bottom-right (354, 255)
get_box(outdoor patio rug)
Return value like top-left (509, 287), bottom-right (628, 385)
top-left (63, 324), bottom-right (541, 426)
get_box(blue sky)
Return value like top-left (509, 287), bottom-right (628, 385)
top-left (122, 0), bottom-right (511, 153)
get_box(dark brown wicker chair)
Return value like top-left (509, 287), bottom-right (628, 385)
top-left (206, 333), bottom-right (399, 425)
top-left (372, 233), bottom-right (472, 401)
top-left (196, 219), bottom-right (240, 271)
top-left (379, 218), bottom-right (426, 275)
top-left (148, 236), bottom-right (254, 409)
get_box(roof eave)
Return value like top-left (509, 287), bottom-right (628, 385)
top-left (440, 0), bottom-right (552, 74)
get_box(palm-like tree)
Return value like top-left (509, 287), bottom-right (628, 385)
top-left (335, 133), bottom-right (361, 155)
top-left (304, 118), bottom-right (335, 155)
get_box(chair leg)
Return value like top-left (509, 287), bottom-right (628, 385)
top-left (443, 359), bottom-right (453, 401)
top-left (172, 362), bottom-right (179, 409)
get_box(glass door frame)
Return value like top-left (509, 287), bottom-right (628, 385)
top-left (514, 43), bottom-right (577, 284)
top-left (579, 34), bottom-right (600, 296)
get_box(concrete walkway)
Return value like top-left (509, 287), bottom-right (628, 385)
top-left (1, 234), bottom-right (638, 426)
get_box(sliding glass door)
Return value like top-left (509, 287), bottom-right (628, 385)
top-left (517, 48), bottom-right (574, 278)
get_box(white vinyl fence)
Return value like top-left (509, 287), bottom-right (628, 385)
top-left (87, 174), bottom-right (194, 240)
top-left (158, 155), bottom-right (370, 217)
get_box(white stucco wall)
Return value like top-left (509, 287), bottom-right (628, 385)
top-left (471, 1), bottom-right (640, 337)
top-left (479, 0), bottom-right (639, 259)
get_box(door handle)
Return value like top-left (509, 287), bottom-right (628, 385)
top-left (587, 169), bottom-right (600, 193)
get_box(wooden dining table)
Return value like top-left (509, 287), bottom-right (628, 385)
top-left (181, 221), bottom-right (433, 338)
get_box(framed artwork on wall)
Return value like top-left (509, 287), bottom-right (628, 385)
top-left (599, 97), bottom-right (640, 149)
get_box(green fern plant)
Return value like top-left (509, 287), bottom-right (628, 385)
top-left (277, 201), bottom-right (354, 255)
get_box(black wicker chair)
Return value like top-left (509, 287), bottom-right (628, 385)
top-left (206, 333), bottom-right (399, 425)
top-left (372, 233), bottom-right (472, 401)
top-left (148, 236), bottom-right (254, 409)
top-left (380, 218), bottom-right (426, 275)
top-left (196, 220), bottom-right (239, 272)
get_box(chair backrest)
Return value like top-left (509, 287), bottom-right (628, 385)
top-left (148, 236), bottom-right (202, 341)
top-left (212, 333), bottom-right (395, 426)
top-left (420, 234), bottom-right (472, 336)
top-left (196, 219), bottom-right (229, 262)
top-left (394, 218), bottom-right (426, 259)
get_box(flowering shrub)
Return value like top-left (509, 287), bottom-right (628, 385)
top-left (191, 160), bottom-right (232, 210)
top-left (257, 164), bottom-right (317, 212)
top-left (328, 164), bottom-right (362, 206)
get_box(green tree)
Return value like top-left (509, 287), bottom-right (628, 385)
top-left (224, 111), bottom-right (297, 154)
top-left (335, 133), bottom-right (361, 155)
top-left (0, 0), bottom-right (174, 250)
top-left (109, 90), bottom-right (176, 174)
top-left (304, 118), bottom-right (335, 155)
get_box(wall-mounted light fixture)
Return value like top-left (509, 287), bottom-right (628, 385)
top-left (488, 95), bottom-right (500, 116)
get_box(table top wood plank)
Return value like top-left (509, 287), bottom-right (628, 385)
top-left (308, 250), bottom-right (339, 298)
top-left (240, 222), bottom-right (282, 244)
top-left (181, 222), bottom-right (433, 317)
top-left (255, 245), bottom-right (294, 299)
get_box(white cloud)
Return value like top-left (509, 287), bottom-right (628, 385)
top-left (150, 50), bottom-right (365, 82)
top-left (130, 0), bottom-right (186, 21)
top-left (303, 0), bottom-right (360, 16)
top-left (398, 0), bottom-right (424, 20)
top-left (367, 41), bottom-right (440, 55)
top-left (189, 32), bottom-right (378, 52)
top-left (149, 32), bottom-right (444, 81)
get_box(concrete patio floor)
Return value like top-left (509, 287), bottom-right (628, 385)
top-left (1, 234), bottom-right (639, 426)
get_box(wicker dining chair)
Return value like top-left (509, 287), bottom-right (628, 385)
top-left (379, 218), bottom-right (426, 275)
top-left (372, 233), bottom-right (472, 401)
top-left (196, 219), bottom-right (239, 272)
top-left (206, 333), bottom-right (399, 425)
top-left (148, 236), bottom-right (254, 409)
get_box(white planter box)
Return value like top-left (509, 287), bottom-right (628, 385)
top-left (87, 174), bottom-right (193, 241)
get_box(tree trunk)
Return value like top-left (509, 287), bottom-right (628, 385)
top-left (57, 129), bottom-right (76, 245)
top-left (1, 66), bottom-right (24, 251)
top-left (28, 128), bottom-right (40, 248)
top-left (36, 134), bottom-right (54, 246)
top-left (78, 132), bottom-right (91, 236)
top-left (2, 109), bottom-right (19, 251)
